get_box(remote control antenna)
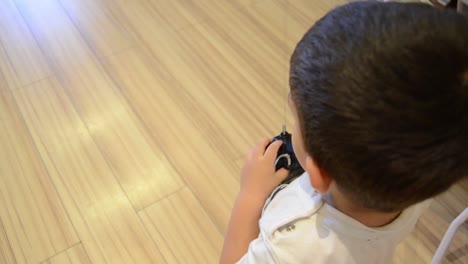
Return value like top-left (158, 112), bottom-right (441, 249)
top-left (282, 1), bottom-right (288, 137)
top-left (281, 0), bottom-right (289, 137)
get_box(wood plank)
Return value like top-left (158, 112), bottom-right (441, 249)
top-left (0, 45), bottom-right (19, 91)
top-left (185, 20), bottom-right (293, 143)
top-left (99, 0), bottom-right (170, 35)
top-left (194, 0), bottom-right (290, 87)
top-left (246, 0), bottom-right (345, 53)
top-left (0, 219), bottom-right (16, 264)
top-left (289, 0), bottom-right (347, 23)
top-left (13, 78), bottom-right (165, 264)
top-left (58, 59), bottom-right (184, 211)
top-left (110, 2), bottom-right (293, 158)
top-left (58, 0), bottom-right (133, 58)
top-left (193, 0), bottom-right (345, 88)
top-left (102, 48), bottom-right (241, 232)
top-left (15, 0), bottom-right (184, 212)
top-left (103, 0), bottom-right (287, 158)
top-left (395, 182), bottom-right (468, 263)
top-left (0, 90), bottom-right (79, 264)
top-left (42, 244), bottom-right (91, 264)
top-left (101, 43), bottom-right (251, 162)
top-left (14, 0), bottom-right (95, 75)
top-left (0, 0), bottom-right (51, 89)
top-left (140, 187), bottom-right (224, 263)
top-left (143, 0), bottom-right (260, 31)
top-left (97, 1), bottom-right (346, 158)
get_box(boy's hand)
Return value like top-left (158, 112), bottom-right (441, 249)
top-left (240, 138), bottom-right (289, 202)
top-left (221, 139), bottom-right (288, 263)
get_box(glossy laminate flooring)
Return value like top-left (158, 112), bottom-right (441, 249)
top-left (0, 0), bottom-right (466, 263)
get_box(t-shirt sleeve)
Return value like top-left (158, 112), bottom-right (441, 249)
top-left (236, 234), bottom-right (277, 264)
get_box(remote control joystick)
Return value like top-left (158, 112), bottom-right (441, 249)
top-left (272, 131), bottom-right (293, 171)
top-left (270, 129), bottom-right (305, 184)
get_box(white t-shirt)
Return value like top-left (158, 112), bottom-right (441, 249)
top-left (237, 173), bottom-right (431, 264)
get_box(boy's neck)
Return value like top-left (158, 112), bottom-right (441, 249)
top-left (323, 184), bottom-right (401, 228)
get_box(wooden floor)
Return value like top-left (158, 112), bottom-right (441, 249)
top-left (0, 0), bottom-right (465, 263)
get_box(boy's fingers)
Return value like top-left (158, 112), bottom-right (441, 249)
top-left (264, 140), bottom-right (283, 159)
top-left (245, 138), bottom-right (266, 160)
top-left (276, 168), bottom-right (290, 181)
top-left (254, 138), bottom-right (271, 156)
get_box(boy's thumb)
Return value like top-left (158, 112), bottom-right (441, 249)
top-left (276, 168), bottom-right (289, 182)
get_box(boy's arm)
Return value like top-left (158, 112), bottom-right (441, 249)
top-left (219, 193), bottom-right (264, 264)
top-left (220, 139), bottom-right (288, 264)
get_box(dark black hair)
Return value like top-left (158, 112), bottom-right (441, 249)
top-left (290, 1), bottom-right (468, 212)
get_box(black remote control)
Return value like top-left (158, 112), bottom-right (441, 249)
top-left (271, 129), bottom-right (305, 184)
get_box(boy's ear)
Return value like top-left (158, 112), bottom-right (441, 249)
top-left (305, 156), bottom-right (332, 194)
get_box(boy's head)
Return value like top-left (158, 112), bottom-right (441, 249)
top-left (289, 2), bottom-right (468, 212)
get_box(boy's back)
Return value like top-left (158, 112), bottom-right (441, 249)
top-left (221, 2), bottom-right (468, 263)
top-left (238, 174), bottom-right (432, 263)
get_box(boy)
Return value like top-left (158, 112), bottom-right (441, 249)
top-left (221, 1), bottom-right (468, 263)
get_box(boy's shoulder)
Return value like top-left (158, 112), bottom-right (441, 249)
top-left (250, 173), bottom-right (432, 263)
top-left (260, 173), bottom-right (324, 236)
